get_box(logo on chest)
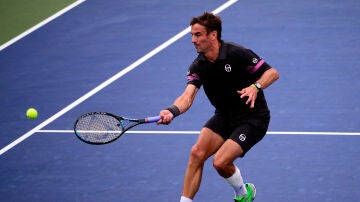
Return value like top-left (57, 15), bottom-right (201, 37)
top-left (224, 64), bottom-right (232, 72)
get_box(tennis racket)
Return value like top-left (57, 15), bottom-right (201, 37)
top-left (74, 112), bottom-right (161, 144)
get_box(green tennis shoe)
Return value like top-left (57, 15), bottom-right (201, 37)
top-left (233, 183), bottom-right (256, 202)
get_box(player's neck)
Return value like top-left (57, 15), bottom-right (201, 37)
top-left (204, 41), bottom-right (221, 63)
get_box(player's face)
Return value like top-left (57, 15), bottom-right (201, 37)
top-left (191, 24), bottom-right (216, 53)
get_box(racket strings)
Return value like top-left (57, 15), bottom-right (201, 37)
top-left (75, 114), bottom-right (123, 144)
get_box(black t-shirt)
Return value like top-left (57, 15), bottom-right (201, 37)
top-left (187, 41), bottom-right (271, 115)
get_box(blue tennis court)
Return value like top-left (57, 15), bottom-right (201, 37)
top-left (1, 0), bottom-right (359, 201)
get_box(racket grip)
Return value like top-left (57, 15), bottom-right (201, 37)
top-left (145, 116), bottom-right (161, 123)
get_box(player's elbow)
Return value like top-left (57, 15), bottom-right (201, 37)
top-left (270, 67), bottom-right (280, 81)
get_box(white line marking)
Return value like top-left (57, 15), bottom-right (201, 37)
top-left (0, 0), bottom-right (239, 155)
top-left (38, 130), bottom-right (360, 136)
top-left (0, 0), bottom-right (87, 51)
top-left (212, 0), bottom-right (238, 14)
top-left (267, 131), bottom-right (360, 136)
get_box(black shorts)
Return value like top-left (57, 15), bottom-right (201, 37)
top-left (204, 111), bottom-right (270, 157)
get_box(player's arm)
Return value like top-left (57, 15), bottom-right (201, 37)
top-left (158, 84), bottom-right (199, 124)
top-left (254, 67), bottom-right (279, 90)
top-left (238, 67), bottom-right (279, 108)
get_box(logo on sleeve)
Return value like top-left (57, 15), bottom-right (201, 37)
top-left (187, 71), bottom-right (200, 81)
top-left (239, 133), bottom-right (246, 142)
top-left (252, 58), bottom-right (258, 64)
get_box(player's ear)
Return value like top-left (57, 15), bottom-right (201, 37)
top-left (210, 30), bottom-right (218, 41)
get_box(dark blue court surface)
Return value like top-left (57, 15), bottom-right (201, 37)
top-left (1, 0), bottom-right (359, 201)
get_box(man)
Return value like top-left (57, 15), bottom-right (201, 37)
top-left (157, 12), bottom-right (279, 202)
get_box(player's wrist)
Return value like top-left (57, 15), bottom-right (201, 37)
top-left (166, 105), bottom-right (181, 118)
top-left (251, 83), bottom-right (261, 91)
top-left (254, 82), bottom-right (262, 90)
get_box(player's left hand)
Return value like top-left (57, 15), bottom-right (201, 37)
top-left (237, 85), bottom-right (259, 108)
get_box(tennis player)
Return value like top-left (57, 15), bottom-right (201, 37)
top-left (158, 12), bottom-right (279, 202)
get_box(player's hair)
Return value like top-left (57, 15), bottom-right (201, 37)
top-left (190, 12), bottom-right (222, 41)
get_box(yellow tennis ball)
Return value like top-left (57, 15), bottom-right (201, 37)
top-left (26, 108), bottom-right (38, 119)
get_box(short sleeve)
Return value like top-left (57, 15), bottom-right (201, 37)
top-left (186, 60), bottom-right (202, 88)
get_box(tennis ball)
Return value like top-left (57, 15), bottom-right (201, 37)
top-left (26, 108), bottom-right (38, 119)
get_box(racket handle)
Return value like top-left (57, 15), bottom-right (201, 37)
top-left (145, 116), bottom-right (161, 123)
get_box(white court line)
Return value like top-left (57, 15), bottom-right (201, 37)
top-left (37, 130), bottom-right (360, 136)
top-left (0, 0), bottom-right (87, 51)
top-left (0, 0), bottom-right (239, 155)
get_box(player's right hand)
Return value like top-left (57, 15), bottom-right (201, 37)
top-left (157, 110), bottom-right (174, 125)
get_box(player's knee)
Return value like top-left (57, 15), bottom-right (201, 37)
top-left (212, 156), bottom-right (233, 177)
top-left (189, 144), bottom-right (207, 163)
top-left (212, 157), bottom-right (226, 173)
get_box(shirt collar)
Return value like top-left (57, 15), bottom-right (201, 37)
top-left (198, 40), bottom-right (226, 61)
top-left (218, 40), bottom-right (227, 60)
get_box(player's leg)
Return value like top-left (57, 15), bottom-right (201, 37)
top-left (213, 139), bottom-right (250, 199)
top-left (213, 139), bottom-right (243, 178)
top-left (213, 118), bottom-right (269, 201)
top-left (181, 127), bottom-right (225, 201)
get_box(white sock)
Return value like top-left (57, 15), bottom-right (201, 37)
top-left (225, 166), bottom-right (247, 198)
top-left (180, 196), bottom-right (193, 202)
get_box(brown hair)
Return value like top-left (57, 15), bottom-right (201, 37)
top-left (190, 12), bottom-right (222, 41)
